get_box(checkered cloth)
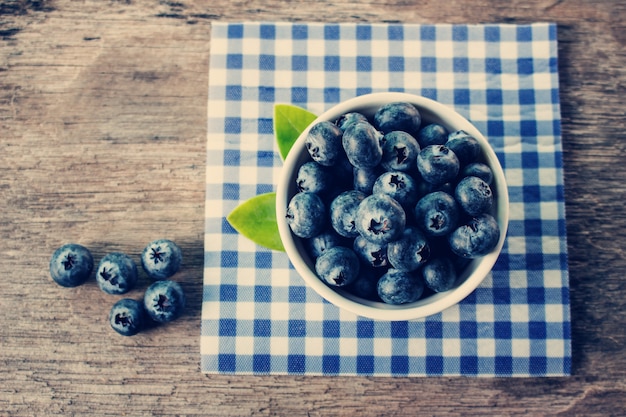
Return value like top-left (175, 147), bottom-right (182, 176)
top-left (201, 22), bottom-right (571, 376)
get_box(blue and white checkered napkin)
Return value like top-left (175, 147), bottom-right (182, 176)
top-left (201, 22), bottom-right (571, 376)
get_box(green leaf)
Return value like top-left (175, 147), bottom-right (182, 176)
top-left (226, 105), bottom-right (318, 251)
top-left (226, 192), bottom-right (285, 252)
top-left (274, 104), bottom-right (318, 160)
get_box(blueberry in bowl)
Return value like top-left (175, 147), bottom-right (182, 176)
top-left (276, 92), bottom-right (509, 321)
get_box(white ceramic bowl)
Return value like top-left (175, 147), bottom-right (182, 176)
top-left (276, 92), bottom-right (509, 321)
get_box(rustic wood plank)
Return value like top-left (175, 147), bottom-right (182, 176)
top-left (1, 0), bottom-right (625, 415)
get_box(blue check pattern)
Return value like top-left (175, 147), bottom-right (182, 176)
top-left (202, 22), bottom-right (571, 376)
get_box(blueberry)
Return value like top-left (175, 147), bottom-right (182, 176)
top-left (141, 239), bottom-right (182, 281)
top-left (377, 268), bottom-right (424, 305)
top-left (387, 227), bottom-right (430, 272)
top-left (455, 176), bottom-right (494, 216)
top-left (461, 162), bottom-right (493, 185)
top-left (336, 112), bottom-right (369, 131)
top-left (286, 192), bottom-right (327, 238)
top-left (330, 190), bottom-right (367, 238)
top-left (296, 161), bottom-right (332, 194)
top-left (96, 252), bottom-right (138, 295)
top-left (355, 193), bottom-right (406, 245)
top-left (372, 171), bottom-right (419, 209)
top-left (417, 123), bottom-right (448, 148)
top-left (353, 235), bottom-right (389, 268)
top-left (380, 131), bottom-right (420, 172)
top-left (417, 145), bottom-right (460, 185)
top-left (143, 280), bottom-right (186, 323)
top-left (373, 102), bottom-right (421, 136)
top-left (305, 229), bottom-right (344, 259)
top-left (414, 191), bottom-right (461, 237)
top-left (109, 298), bottom-right (146, 336)
top-left (421, 257), bottom-right (457, 293)
top-left (305, 121), bottom-right (344, 166)
top-left (315, 246), bottom-right (360, 287)
top-left (353, 165), bottom-right (383, 194)
top-left (446, 130), bottom-right (481, 166)
top-left (342, 121), bottom-right (383, 169)
top-left (448, 213), bottom-right (500, 258)
top-left (345, 266), bottom-right (383, 301)
top-left (49, 243), bottom-right (94, 287)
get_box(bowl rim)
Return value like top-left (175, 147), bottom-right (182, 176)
top-left (276, 92), bottom-right (509, 321)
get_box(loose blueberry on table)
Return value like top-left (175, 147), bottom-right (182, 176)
top-left (109, 298), bottom-right (146, 336)
top-left (287, 102), bottom-right (501, 305)
top-left (141, 238), bottom-right (183, 281)
top-left (49, 243), bottom-right (94, 287)
top-left (143, 280), bottom-right (186, 323)
top-left (96, 252), bottom-right (138, 295)
top-left (50, 240), bottom-right (186, 334)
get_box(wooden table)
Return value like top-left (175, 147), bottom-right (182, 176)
top-left (1, 1), bottom-right (625, 415)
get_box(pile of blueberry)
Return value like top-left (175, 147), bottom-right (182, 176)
top-left (49, 239), bottom-right (185, 336)
top-left (286, 102), bottom-right (501, 305)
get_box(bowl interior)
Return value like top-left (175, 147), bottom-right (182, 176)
top-left (276, 92), bottom-right (509, 321)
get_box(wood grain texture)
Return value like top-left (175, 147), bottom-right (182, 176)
top-left (1, 0), bottom-right (625, 415)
